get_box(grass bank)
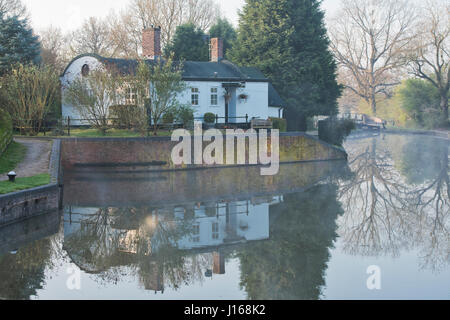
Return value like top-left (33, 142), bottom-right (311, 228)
top-left (15, 128), bottom-right (175, 138)
top-left (0, 142), bottom-right (27, 174)
top-left (0, 174), bottom-right (50, 194)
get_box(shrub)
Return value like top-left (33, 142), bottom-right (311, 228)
top-left (162, 110), bottom-right (176, 124)
top-left (204, 113), bottom-right (216, 124)
top-left (270, 118), bottom-right (287, 132)
top-left (1, 64), bottom-right (60, 136)
top-left (176, 105), bottom-right (195, 128)
top-left (318, 118), bottom-right (355, 147)
top-left (0, 109), bottom-right (13, 155)
top-left (110, 105), bottom-right (144, 130)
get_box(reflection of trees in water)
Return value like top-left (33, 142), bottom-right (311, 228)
top-left (63, 205), bottom-right (211, 291)
top-left (401, 138), bottom-right (449, 271)
top-left (0, 238), bottom-right (54, 300)
top-left (237, 184), bottom-right (343, 300)
top-left (339, 135), bottom-right (449, 271)
top-left (338, 137), bottom-right (413, 257)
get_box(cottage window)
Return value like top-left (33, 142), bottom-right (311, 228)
top-left (191, 88), bottom-right (199, 106)
top-left (210, 87), bottom-right (218, 106)
top-left (125, 87), bottom-right (137, 105)
top-left (81, 64), bottom-right (90, 77)
top-left (212, 222), bottom-right (219, 240)
top-left (193, 224), bottom-right (200, 243)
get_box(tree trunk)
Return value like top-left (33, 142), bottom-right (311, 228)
top-left (370, 94), bottom-right (377, 116)
top-left (441, 94), bottom-right (449, 126)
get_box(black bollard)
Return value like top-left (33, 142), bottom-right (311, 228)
top-left (7, 171), bottom-right (17, 182)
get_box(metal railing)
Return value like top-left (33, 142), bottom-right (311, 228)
top-left (10, 114), bottom-right (256, 137)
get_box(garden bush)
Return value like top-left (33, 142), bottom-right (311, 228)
top-left (204, 113), bottom-right (216, 124)
top-left (176, 105), bottom-right (195, 128)
top-left (110, 105), bottom-right (143, 130)
top-left (270, 118), bottom-right (287, 132)
top-left (0, 109), bottom-right (13, 155)
top-left (162, 110), bottom-right (176, 124)
top-left (318, 118), bottom-right (355, 147)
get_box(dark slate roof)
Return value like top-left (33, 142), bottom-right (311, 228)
top-left (269, 83), bottom-right (284, 107)
top-left (62, 54), bottom-right (268, 82)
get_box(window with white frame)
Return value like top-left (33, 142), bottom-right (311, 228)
top-left (210, 87), bottom-right (218, 106)
top-left (212, 222), bottom-right (219, 240)
top-left (125, 87), bottom-right (137, 105)
top-left (192, 224), bottom-right (200, 243)
top-left (191, 87), bottom-right (199, 106)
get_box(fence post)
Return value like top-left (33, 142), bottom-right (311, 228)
top-left (67, 116), bottom-right (70, 137)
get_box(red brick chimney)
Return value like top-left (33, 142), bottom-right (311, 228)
top-left (210, 37), bottom-right (223, 62)
top-left (143, 27), bottom-right (161, 59)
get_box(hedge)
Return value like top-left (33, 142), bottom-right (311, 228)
top-left (270, 118), bottom-right (287, 132)
top-left (318, 118), bottom-right (355, 147)
top-left (0, 109), bottom-right (13, 156)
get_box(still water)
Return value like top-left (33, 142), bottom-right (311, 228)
top-left (0, 133), bottom-right (448, 300)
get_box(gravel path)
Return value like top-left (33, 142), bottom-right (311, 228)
top-left (0, 139), bottom-right (52, 181)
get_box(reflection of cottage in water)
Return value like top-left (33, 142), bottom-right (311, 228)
top-left (62, 197), bottom-right (278, 293)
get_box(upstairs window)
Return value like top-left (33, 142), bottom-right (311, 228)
top-left (191, 88), bottom-right (199, 106)
top-left (210, 87), bottom-right (218, 106)
top-left (81, 64), bottom-right (90, 77)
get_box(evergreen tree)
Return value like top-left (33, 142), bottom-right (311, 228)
top-left (209, 17), bottom-right (237, 59)
top-left (0, 12), bottom-right (40, 75)
top-left (229, 0), bottom-right (341, 131)
top-left (163, 23), bottom-right (209, 62)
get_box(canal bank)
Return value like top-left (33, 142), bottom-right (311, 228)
top-left (0, 140), bottom-right (63, 227)
top-left (384, 128), bottom-right (450, 140)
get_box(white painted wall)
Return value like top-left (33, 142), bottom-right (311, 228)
top-left (175, 201), bottom-right (270, 250)
top-left (61, 56), bottom-right (104, 126)
top-left (178, 81), bottom-right (270, 123)
top-left (268, 107), bottom-right (283, 118)
top-left (236, 82), bottom-right (269, 121)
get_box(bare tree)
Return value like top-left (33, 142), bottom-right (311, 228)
top-left (109, 0), bottom-right (220, 57)
top-left (1, 63), bottom-right (60, 135)
top-left (64, 67), bottom-right (126, 135)
top-left (329, 0), bottom-right (417, 115)
top-left (408, 0), bottom-right (449, 123)
top-left (70, 17), bottom-right (114, 57)
top-left (0, 0), bottom-right (27, 18)
top-left (130, 58), bottom-right (186, 135)
top-left (38, 25), bottom-right (67, 73)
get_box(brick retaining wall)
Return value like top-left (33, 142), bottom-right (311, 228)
top-left (61, 132), bottom-right (347, 171)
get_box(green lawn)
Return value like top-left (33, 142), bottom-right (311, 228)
top-left (0, 142), bottom-right (27, 174)
top-left (0, 174), bottom-right (51, 194)
top-left (16, 128), bottom-right (176, 138)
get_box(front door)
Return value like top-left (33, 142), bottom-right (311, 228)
top-left (225, 88), bottom-right (237, 124)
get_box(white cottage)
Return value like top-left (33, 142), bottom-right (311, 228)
top-left (60, 27), bottom-right (284, 125)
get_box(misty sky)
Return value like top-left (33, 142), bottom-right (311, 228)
top-left (22, 0), bottom-right (341, 33)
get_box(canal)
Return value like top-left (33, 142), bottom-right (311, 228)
top-left (0, 133), bottom-right (448, 300)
